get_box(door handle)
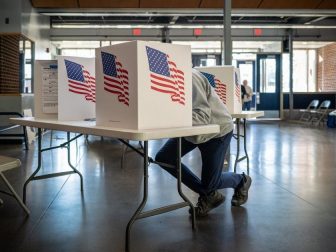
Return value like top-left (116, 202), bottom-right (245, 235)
top-left (256, 92), bottom-right (260, 104)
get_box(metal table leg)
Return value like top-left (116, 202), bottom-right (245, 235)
top-left (176, 137), bottom-right (196, 229)
top-left (67, 132), bottom-right (84, 192)
top-left (233, 118), bottom-right (250, 175)
top-left (23, 128), bottom-right (84, 203)
top-left (121, 141), bottom-right (144, 169)
top-left (124, 138), bottom-right (196, 251)
top-left (125, 141), bottom-right (149, 252)
top-left (23, 128), bottom-right (42, 203)
top-left (242, 119), bottom-right (249, 175)
top-left (234, 118), bottom-right (240, 173)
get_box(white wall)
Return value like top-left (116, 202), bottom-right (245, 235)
top-left (21, 0), bottom-right (51, 60)
top-left (0, 0), bottom-right (21, 33)
top-left (0, 0), bottom-right (51, 59)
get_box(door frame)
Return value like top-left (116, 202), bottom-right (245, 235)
top-left (256, 53), bottom-right (282, 118)
top-left (237, 60), bottom-right (256, 110)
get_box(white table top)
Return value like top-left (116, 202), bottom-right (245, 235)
top-left (11, 117), bottom-right (220, 141)
top-left (231, 111), bottom-right (264, 119)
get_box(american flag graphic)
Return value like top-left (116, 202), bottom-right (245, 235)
top-left (146, 46), bottom-right (185, 105)
top-left (64, 60), bottom-right (96, 103)
top-left (200, 72), bottom-right (227, 104)
top-left (234, 71), bottom-right (241, 103)
top-left (101, 52), bottom-right (129, 106)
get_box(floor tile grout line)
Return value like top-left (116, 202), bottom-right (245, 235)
top-left (18, 174), bottom-right (73, 250)
top-left (18, 138), bottom-right (87, 250)
top-left (252, 169), bottom-right (335, 218)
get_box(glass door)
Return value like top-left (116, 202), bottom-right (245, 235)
top-left (237, 60), bottom-right (256, 110)
top-left (256, 54), bottom-right (281, 118)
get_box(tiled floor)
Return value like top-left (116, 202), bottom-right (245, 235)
top-left (1, 121), bottom-right (336, 252)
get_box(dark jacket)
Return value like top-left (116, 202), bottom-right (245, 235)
top-left (241, 85), bottom-right (247, 99)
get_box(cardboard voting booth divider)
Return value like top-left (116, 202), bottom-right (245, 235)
top-left (34, 57), bottom-right (96, 121)
top-left (195, 66), bottom-right (242, 114)
top-left (95, 41), bottom-right (192, 130)
top-left (57, 56), bottom-right (95, 121)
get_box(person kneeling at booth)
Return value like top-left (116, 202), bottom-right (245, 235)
top-left (155, 68), bottom-right (252, 217)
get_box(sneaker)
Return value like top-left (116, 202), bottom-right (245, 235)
top-left (231, 173), bottom-right (252, 207)
top-left (189, 191), bottom-right (225, 217)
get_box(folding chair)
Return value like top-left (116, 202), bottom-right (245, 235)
top-left (310, 100), bottom-right (331, 126)
top-left (299, 99), bottom-right (319, 122)
top-left (0, 112), bottom-right (29, 150)
top-left (0, 155), bottom-right (30, 215)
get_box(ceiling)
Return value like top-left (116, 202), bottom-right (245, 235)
top-left (30, 0), bottom-right (336, 9)
top-left (31, 0), bottom-right (336, 28)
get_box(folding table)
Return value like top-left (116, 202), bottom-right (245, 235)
top-left (11, 117), bottom-right (219, 252)
top-left (231, 111), bottom-right (264, 174)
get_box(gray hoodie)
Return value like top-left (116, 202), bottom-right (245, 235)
top-left (185, 69), bottom-right (234, 144)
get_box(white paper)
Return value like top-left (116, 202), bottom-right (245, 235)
top-left (41, 64), bottom-right (58, 113)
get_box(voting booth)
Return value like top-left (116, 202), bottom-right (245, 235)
top-left (95, 41), bottom-right (192, 130)
top-left (34, 57), bottom-right (96, 121)
top-left (195, 66), bottom-right (242, 114)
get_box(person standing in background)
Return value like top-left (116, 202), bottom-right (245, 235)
top-left (242, 80), bottom-right (253, 111)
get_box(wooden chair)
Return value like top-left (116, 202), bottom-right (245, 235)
top-left (0, 155), bottom-right (30, 215)
top-left (309, 100), bottom-right (331, 126)
top-left (299, 99), bottom-right (319, 122)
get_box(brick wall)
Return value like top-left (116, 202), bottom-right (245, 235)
top-left (0, 34), bottom-right (20, 94)
top-left (317, 42), bottom-right (336, 92)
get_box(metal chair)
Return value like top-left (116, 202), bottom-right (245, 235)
top-left (309, 100), bottom-right (331, 126)
top-left (0, 112), bottom-right (29, 150)
top-left (299, 99), bottom-right (319, 122)
top-left (0, 155), bottom-right (30, 215)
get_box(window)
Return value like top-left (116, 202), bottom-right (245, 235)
top-left (293, 50), bottom-right (308, 91)
top-left (307, 50), bottom-right (317, 92)
top-left (260, 57), bottom-right (276, 93)
top-left (54, 41), bottom-right (129, 57)
top-left (61, 49), bottom-right (95, 57)
top-left (19, 37), bottom-right (34, 93)
top-left (282, 54), bottom-right (289, 92)
top-left (282, 49), bottom-right (317, 92)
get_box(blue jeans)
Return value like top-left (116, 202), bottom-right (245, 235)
top-left (155, 131), bottom-right (243, 196)
top-left (243, 101), bottom-right (251, 111)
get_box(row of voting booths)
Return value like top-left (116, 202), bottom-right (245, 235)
top-left (34, 41), bottom-right (242, 130)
